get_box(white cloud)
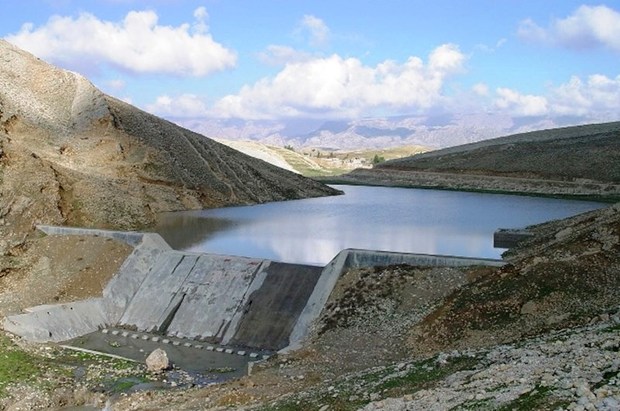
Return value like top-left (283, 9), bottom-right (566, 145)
top-left (494, 88), bottom-right (549, 116)
top-left (5, 8), bottom-right (237, 76)
top-left (475, 38), bottom-right (507, 53)
top-left (146, 94), bottom-right (208, 117)
top-left (518, 5), bottom-right (620, 52)
top-left (493, 73), bottom-right (620, 119)
top-left (550, 74), bottom-right (620, 117)
top-left (297, 15), bottom-right (330, 47)
top-left (429, 43), bottom-right (465, 72)
top-left (257, 45), bottom-right (317, 66)
top-left (472, 83), bottom-right (489, 96)
top-left (192, 6), bottom-right (209, 34)
top-left (213, 44), bottom-right (466, 119)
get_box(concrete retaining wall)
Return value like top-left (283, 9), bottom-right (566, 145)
top-left (286, 248), bottom-right (504, 351)
top-left (5, 226), bottom-right (505, 353)
top-left (228, 262), bottom-right (323, 351)
top-left (36, 225), bottom-right (145, 246)
top-left (3, 298), bottom-right (107, 342)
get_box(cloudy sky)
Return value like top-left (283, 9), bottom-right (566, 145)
top-left (1, 0), bottom-right (619, 123)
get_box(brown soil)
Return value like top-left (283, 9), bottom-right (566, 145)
top-left (0, 234), bottom-right (132, 317)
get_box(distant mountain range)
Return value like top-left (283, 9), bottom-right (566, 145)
top-left (173, 113), bottom-right (595, 151)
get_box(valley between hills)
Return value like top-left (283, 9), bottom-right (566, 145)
top-left (1, 39), bottom-right (620, 411)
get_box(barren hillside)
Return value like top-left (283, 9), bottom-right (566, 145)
top-left (0, 39), bottom-right (338, 239)
top-left (335, 122), bottom-right (620, 200)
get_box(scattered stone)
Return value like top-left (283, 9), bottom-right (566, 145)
top-left (146, 348), bottom-right (170, 373)
top-left (520, 300), bottom-right (538, 315)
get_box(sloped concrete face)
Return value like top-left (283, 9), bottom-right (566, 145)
top-left (228, 262), bottom-right (323, 351)
top-left (117, 252), bottom-right (269, 341)
top-left (103, 233), bottom-right (171, 324)
top-left (115, 254), bottom-right (320, 350)
top-left (4, 228), bottom-right (505, 353)
top-left (118, 251), bottom-right (189, 332)
top-left (3, 298), bottom-right (108, 342)
top-left (165, 255), bottom-right (266, 340)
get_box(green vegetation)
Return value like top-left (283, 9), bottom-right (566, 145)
top-left (496, 386), bottom-right (569, 411)
top-left (376, 355), bottom-right (480, 397)
top-left (454, 398), bottom-right (495, 410)
top-left (0, 334), bottom-right (45, 397)
top-left (260, 354), bottom-right (481, 411)
top-left (104, 375), bottom-right (151, 393)
top-left (603, 323), bottom-right (620, 333)
top-left (0, 332), bottom-right (151, 401)
top-left (59, 349), bottom-right (138, 371)
top-left (372, 154), bottom-right (385, 165)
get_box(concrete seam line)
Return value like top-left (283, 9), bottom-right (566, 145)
top-left (59, 345), bottom-right (138, 363)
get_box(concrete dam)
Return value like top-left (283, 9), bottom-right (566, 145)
top-left (3, 226), bottom-right (504, 368)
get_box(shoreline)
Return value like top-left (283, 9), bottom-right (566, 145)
top-left (315, 169), bottom-right (620, 203)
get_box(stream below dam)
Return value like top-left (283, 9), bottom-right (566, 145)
top-left (155, 185), bottom-right (606, 265)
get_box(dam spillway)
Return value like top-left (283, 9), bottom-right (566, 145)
top-left (3, 225), bottom-right (504, 358)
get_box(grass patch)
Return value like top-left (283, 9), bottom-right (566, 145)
top-left (496, 386), bottom-right (569, 411)
top-left (101, 375), bottom-right (151, 394)
top-left (0, 335), bottom-right (46, 397)
top-left (603, 324), bottom-right (620, 333)
top-left (261, 355), bottom-right (481, 411)
top-left (377, 355), bottom-right (480, 397)
top-left (452, 398), bottom-right (495, 410)
top-left (58, 349), bottom-right (137, 371)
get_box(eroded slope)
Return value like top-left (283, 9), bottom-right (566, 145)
top-left (0, 39), bottom-right (338, 237)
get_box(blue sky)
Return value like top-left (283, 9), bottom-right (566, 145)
top-left (1, 0), bottom-right (619, 122)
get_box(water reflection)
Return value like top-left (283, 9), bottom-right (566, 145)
top-left (155, 214), bottom-right (240, 250)
top-left (154, 185), bottom-right (605, 265)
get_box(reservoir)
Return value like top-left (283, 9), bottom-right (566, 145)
top-left (154, 185), bottom-right (605, 266)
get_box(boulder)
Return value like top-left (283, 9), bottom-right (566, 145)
top-left (146, 348), bottom-right (170, 373)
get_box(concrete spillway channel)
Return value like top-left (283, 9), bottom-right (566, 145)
top-left (3, 225), bottom-right (504, 379)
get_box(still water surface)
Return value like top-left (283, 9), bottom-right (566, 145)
top-left (155, 185), bottom-right (605, 266)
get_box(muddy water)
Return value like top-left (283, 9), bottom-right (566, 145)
top-left (155, 185), bottom-right (605, 265)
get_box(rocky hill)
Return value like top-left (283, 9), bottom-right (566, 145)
top-left (379, 121), bottom-right (620, 182)
top-left (0, 39), bottom-right (338, 240)
top-left (215, 138), bottom-right (428, 177)
top-left (333, 121), bottom-right (620, 200)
